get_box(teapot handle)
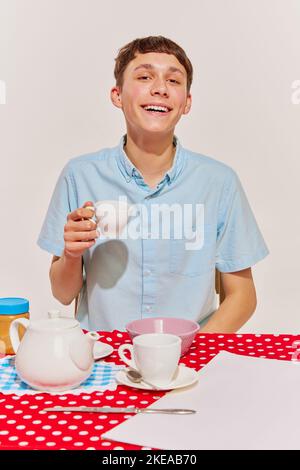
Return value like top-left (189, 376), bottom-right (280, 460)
top-left (9, 318), bottom-right (29, 354)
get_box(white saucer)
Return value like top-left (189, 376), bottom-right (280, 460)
top-left (93, 341), bottom-right (114, 360)
top-left (116, 365), bottom-right (199, 391)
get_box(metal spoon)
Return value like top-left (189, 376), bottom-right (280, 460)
top-left (126, 369), bottom-right (163, 390)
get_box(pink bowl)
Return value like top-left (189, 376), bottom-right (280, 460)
top-left (125, 317), bottom-right (200, 356)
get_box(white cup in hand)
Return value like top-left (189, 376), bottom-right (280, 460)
top-left (93, 199), bottom-right (133, 239)
top-left (118, 333), bottom-right (181, 387)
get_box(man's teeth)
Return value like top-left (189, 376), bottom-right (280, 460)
top-left (143, 105), bottom-right (169, 112)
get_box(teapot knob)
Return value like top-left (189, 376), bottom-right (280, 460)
top-left (48, 309), bottom-right (61, 319)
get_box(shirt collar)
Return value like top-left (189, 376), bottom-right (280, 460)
top-left (116, 133), bottom-right (185, 185)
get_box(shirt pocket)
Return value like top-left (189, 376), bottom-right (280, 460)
top-left (169, 224), bottom-right (216, 277)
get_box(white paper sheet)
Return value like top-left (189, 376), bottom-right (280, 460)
top-left (103, 351), bottom-right (300, 450)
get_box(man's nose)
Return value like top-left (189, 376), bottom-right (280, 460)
top-left (150, 79), bottom-right (169, 96)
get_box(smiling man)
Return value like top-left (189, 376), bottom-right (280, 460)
top-left (111, 51), bottom-right (191, 191)
top-left (37, 36), bottom-right (269, 333)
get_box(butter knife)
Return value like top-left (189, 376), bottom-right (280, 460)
top-left (42, 406), bottom-right (196, 415)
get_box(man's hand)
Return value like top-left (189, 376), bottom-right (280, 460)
top-left (64, 201), bottom-right (99, 259)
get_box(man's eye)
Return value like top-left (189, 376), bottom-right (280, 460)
top-left (138, 76), bottom-right (180, 84)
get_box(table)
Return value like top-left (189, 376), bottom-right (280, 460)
top-left (0, 331), bottom-right (299, 450)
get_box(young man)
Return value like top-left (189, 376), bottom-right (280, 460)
top-left (37, 36), bottom-right (269, 333)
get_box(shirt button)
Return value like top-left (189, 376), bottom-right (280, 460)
top-left (145, 305), bottom-right (152, 313)
top-left (144, 269), bottom-right (151, 277)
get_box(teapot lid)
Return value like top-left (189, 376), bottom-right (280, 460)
top-left (29, 310), bottom-right (79, 331)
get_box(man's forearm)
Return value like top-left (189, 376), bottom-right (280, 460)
top-left (49, 253), bottom-right (83, 305)
top-left (200, 291), bottom-right (257, 333)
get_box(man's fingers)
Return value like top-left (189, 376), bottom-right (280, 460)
top-left (64, 230), bottom-right (99, 242)
top-left (81, 207), bottom-right (95, 219)
top-left (67, 207), bottom-right (95, 222)
top-left (83, 201), bottom-right (94, 208)
top-left (65, 219), bottom-right (97, 232)
top-left (66, 202), bottom-right (95, 221)
top-left (65, 240), bottom-right (96, 252)
top-left (82, 201), bottom-right (95, 218)
top-left (64, 202), bottom-right (97, 256)
top-left (67, 209), bottom-right (84, 221)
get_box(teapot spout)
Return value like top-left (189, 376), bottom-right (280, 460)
top-left (85, 331), bottom-right (100, 347)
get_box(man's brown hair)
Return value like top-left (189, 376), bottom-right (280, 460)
top-left (114, 35), bottom-right (193, 94)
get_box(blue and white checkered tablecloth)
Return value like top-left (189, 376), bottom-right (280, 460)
top-left (0, 355), bottom-right (123, 395)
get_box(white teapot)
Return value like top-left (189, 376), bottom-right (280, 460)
top-left (9, 310), bottom-right (99, 392)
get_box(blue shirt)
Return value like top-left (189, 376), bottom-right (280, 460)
top-left (37, 134), bottom-right (269, 330)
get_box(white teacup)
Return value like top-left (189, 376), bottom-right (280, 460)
top-left (118, 333), bottom-right (181, 387)
top-left (93, 199), bottom-right (132, 239)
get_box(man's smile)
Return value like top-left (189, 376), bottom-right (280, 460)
top-left (140, 103), bottom-right (173, 117)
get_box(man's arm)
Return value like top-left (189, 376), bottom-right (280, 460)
top-left (49, 254), bottom-right (83, 305)
top-left (49, 202), bottom-right (98, 306)
top-left (200, 267), bottom-right (257, 333)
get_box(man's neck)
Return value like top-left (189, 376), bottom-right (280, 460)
top-left (123, 133), bottom-right (176, 188)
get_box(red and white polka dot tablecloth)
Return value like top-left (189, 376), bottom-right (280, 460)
top-left (0, 331), bottom-right (299, 450)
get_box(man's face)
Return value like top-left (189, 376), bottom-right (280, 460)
top-left (111, 52), bottom-right (192, 136)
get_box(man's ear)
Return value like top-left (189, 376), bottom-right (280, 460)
top-left (110, 86), bottom-right (122, 109)
top-left (183, 93), bottom-right (192, 115)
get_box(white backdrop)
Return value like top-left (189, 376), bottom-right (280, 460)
top-left (0, 0), bottom-right (299, 332)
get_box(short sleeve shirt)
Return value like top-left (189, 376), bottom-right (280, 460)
top-left (37, 134), bottom-right (269, 330)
